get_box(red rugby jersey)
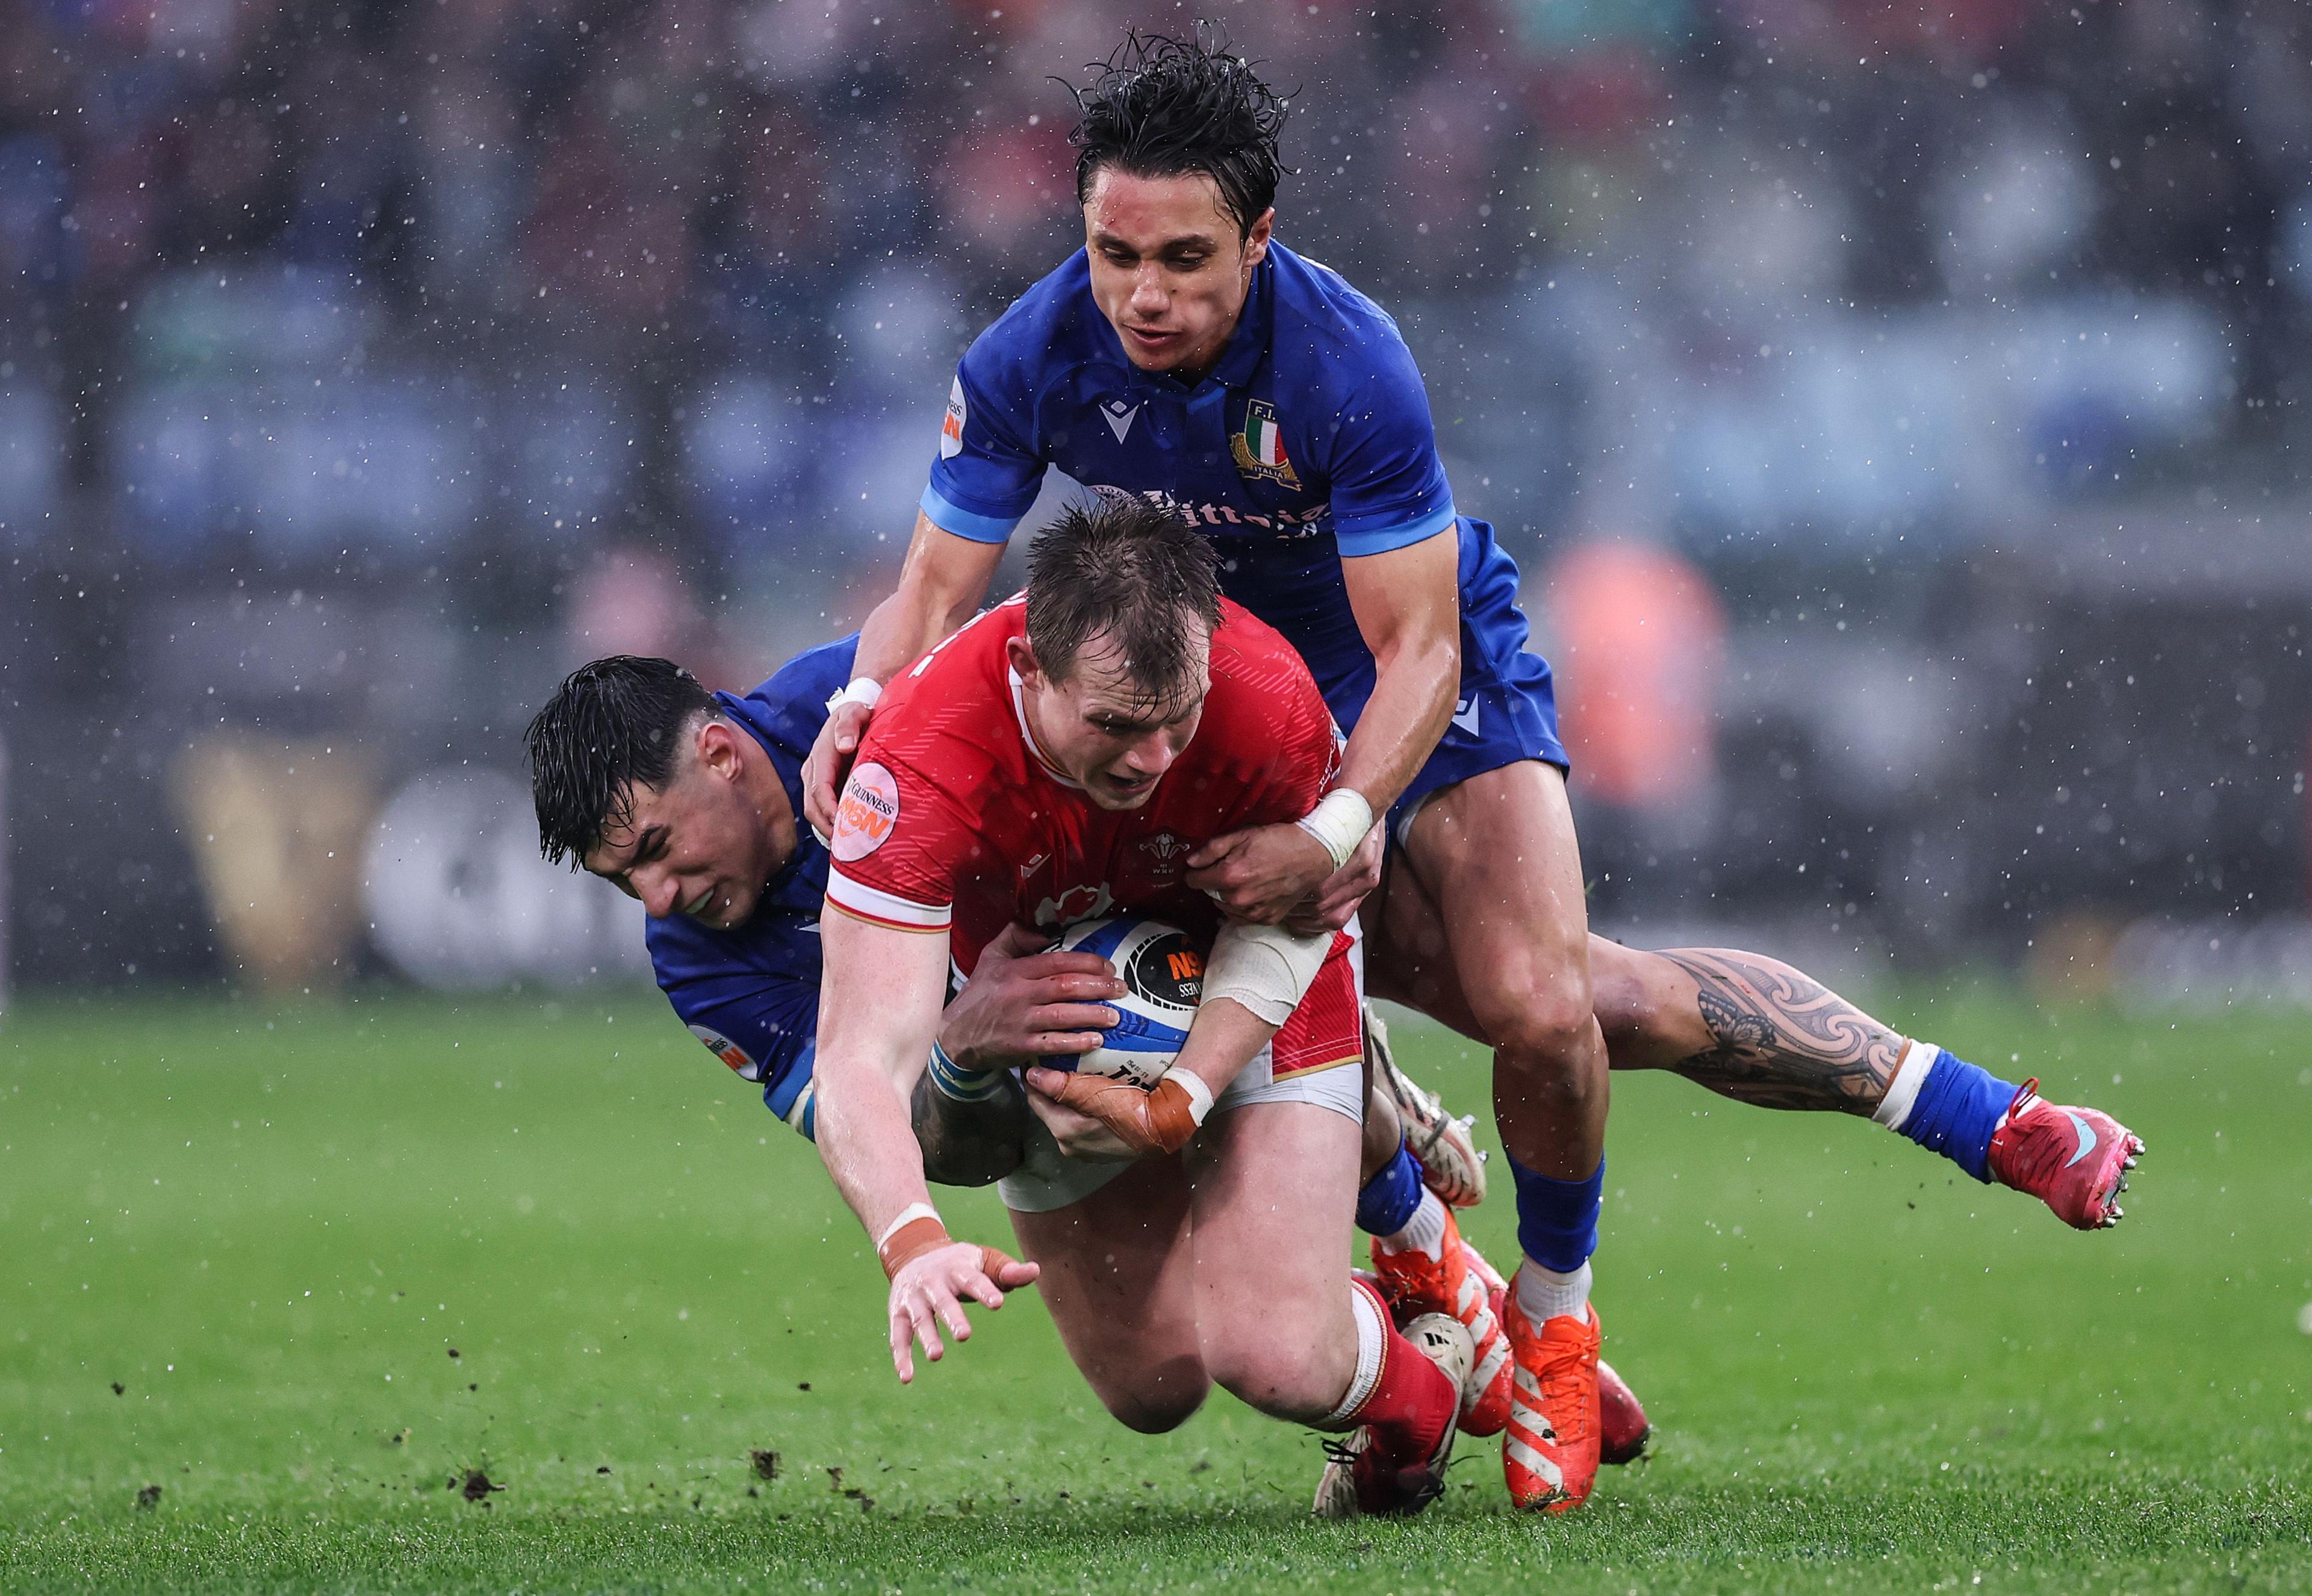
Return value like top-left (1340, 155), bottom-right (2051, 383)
top-left (824, 594), bottom-right (1340, 975)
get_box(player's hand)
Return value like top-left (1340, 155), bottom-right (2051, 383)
top-left (1284, 819), bottom-right (1384, 936)
top-left (802, 700), bottom-right (874, 840)
top-left (1024, 1068), bottom-right (1202, 1158)
top-left (1021, 1073), bottom-right (1142, 1159)
top-left (1186, 822), bottom-right (1338, 925)
top-left (940, 922), bottom-right (1123, 1070)
top-left (887, 1240), bottom-right (1039, 1384)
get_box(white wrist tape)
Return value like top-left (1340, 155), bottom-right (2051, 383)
top-left (874, 1201), bottom-right (941, 1252)
top-left (1295, 788), bottom-right (1373, 872)
top-left (1172, 1070), bottom-right (1215, 1126)
top-left (1201, 918), bottom-right (1332, 1027)
top-left (825, 675), bottom-right (883, 713)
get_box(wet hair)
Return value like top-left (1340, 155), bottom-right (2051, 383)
top-left (1066, 28), bottom-right (1290, 240)
top-left (526, 656), bottom-right (721, 866)
top-left (1025, 492), bottom-right (1222, 707)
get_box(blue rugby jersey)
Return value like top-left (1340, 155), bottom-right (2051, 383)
top-left (920, 241), bottom-right (1543, 739)
top-left (642, 635), bottom-right (857, 1135)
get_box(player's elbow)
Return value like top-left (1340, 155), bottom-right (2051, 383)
top-left (803, 1058), bottom-right (878, 1160)
top-left (1368, 609), bottom-right (1459, 680)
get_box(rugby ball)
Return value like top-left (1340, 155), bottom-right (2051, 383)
top-left (1049, 916), bottom-right (1202, 1090)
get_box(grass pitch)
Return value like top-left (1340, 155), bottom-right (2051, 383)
top-left (2, 985), bottom-right (2307, 1592)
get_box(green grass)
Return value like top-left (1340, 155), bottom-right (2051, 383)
top-left (2, 986), bottom-right (2307, 1592)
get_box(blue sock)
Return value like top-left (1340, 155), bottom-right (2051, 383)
top-left (1901, 1050), bottom-right (2015, 1183)
top-left (1509, 1156), bottom-right (1604, 1273)
top-left (1354, 1141), bottom-right (1425, 1237)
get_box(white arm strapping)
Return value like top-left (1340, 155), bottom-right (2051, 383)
top-left (824, 675), bottom-right (883, 712)
top-left (1296, 788), bottom-right (1373, 872)
top-left (1200, 918), bottom-right (1333, 1028)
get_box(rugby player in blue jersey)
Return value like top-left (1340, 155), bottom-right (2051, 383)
top-left (800, 33), bottom-right (2144, 1511)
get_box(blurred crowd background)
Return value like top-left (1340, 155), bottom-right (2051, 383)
top-left (4, 0), bottom-right (2308, 1004)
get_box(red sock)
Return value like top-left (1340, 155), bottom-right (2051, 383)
top-left (1337, 1280), bottom-right (1457, 1464)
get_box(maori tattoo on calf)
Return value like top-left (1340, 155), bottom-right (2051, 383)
top-left (1660, 949), bottom-right (1906, 1115)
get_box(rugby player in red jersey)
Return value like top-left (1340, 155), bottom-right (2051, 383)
top-left (812, 495), bottom-right (1469, 1516)
top-left (523, 641), bottom-right (1663, 1490)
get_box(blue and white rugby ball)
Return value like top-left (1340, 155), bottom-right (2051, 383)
top-left (1051, 916), bottom-right (1202, 1090)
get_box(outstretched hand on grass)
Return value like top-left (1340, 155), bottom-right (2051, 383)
top-left (886, 1240), bottom-right (1039, 1384)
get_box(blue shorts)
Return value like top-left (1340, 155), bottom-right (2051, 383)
top-left (1388, 651), bottom-right (1568, 845)
top-left (1278, 514), bottom-right (1568, 843)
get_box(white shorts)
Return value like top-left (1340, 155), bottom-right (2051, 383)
top-left (998, 931), bottom-right (1367, 1215)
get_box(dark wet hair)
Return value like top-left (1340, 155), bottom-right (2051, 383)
top-left (1066, 28), bottom-right (1289, 240)
top-left (526, 656), bottom-right (721, 866)
top-left (1025, 493), bottom-right (1223, 707)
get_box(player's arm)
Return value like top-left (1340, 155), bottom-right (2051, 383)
top-left (1024, 919), bottom-right (1331, 1157)
top-left (813, 905), bottom-right (1039, 1383)
top-left (1334, 529), bottom-right (1461, 816)
top-left (802, 513), bottom-right (1006, 835)
top-left (911, 922), bottom-right (1123, 1186)
top-left (1188, 549), bottom-right (1454, 925)
top-left (1191, 350), bottom-right (1464, 924)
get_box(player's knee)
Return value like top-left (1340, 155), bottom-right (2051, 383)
top-left (1205, 1343), bottom-right (1339, 1424)
top-left (1470, 972), bottom-right (1597, 1076)
top-left (1090, 1361), bottom-right (1208, 1433)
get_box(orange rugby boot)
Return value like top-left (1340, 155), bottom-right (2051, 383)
top-left (1370, 1206), bottom-right (1513, 1437)
top-left (1500, 1285), bottom-right (1602, 1512)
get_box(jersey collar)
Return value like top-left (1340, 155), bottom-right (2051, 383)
top-left (1202, 254), bottom-right (1273, 392)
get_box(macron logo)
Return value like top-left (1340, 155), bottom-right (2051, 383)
top-left (1451, 695), bottom-right (1482, 737)
top-left (1102, 400), bottom-right (1140, 444)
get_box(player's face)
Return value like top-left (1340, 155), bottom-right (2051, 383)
top-left (582, 722), bottom-right (782, 930)
top-left (1083, 166), bottom-right (1273, 376)
top-left (1013, 626), bottom-right (1211, 810)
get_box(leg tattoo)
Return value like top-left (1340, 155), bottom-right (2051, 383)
top-left (1658, 949), bottom-right (1906, 1115)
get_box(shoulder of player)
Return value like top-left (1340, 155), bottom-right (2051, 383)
top-left (876, 597), bottom-right (1022, 708)
top-left (1262, 247), bottom-right (1424, 447)
top-left (968, 251), bottom-right (1116, 391)
top-left (1266, 244), bottom-right (1413, 368)
top-left (856, 610), bottom-right (1025, 797)
top-left (736, 633), bottom-right (859, 728)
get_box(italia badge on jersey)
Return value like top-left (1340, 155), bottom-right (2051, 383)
top-left (1231, 398), bottom-right (1300, 489)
